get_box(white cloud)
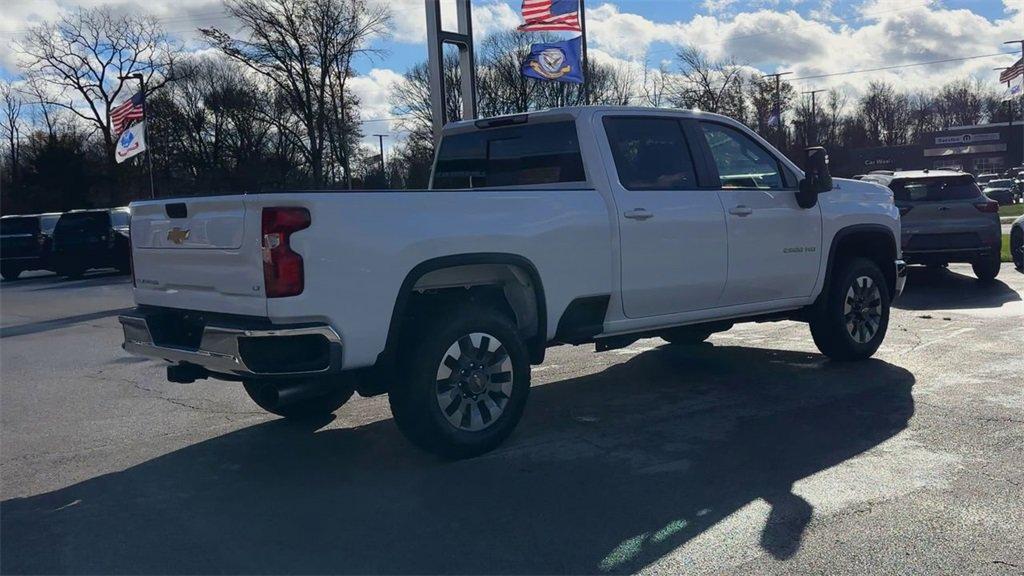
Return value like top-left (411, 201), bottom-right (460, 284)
top-left (347, 67), bottom-right (405, 145)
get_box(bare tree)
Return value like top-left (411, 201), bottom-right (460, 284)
top-left (1, 81), bottom-right (24, 185)
top-left (669, 46), bottom-right (745, 114)
top-left (640, 59), bottom-right (671, 108)
top-left (18, 8), bottom-right (174, 163)
top-left (201, 0), bottom-right (390, 187)
top-left (859, 81), bottom-right (912, 146)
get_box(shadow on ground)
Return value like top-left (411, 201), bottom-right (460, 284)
top-left (1, 345), bottom-right (915, 574)
top-left (894, 266), bottom-right (1020, 311)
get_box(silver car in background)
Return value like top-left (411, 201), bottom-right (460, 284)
top-left (863, 170), bottom-right (1002, 281)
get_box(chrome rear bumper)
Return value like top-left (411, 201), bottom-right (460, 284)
top-left (119, 308), bottom-right (342, 378)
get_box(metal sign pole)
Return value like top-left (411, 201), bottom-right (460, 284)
top-left (426, 0), bottom-right (477, 147)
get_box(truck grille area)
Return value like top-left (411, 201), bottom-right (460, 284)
top-left (906, 233), bottom-right (981, 251)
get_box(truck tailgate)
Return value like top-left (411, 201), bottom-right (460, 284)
top-left (130, 196), bottom-right (266, 317)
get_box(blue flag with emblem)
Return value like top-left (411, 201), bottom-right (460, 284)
top-left (521, 35), bottom-right (584, 84)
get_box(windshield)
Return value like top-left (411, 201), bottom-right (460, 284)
top-left (986, 179), bottom-right (1012, 188)
top-left (1, 217), bottom-right (40, 236)
top-left (889, 176), bottom-right (981, 202)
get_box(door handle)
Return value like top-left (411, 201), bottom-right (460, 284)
top-left (624, 209), bottom-right (654, 221)
top-left (729, 205), bottom-right (753, 216)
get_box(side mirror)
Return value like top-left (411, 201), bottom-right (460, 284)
top-left (798, 146), bottom-right (832, 209)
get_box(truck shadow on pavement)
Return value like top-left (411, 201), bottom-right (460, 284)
top-left (894, 266), bottom-right (1020, 311)
top-left (1, 345), bottom-right (915, 575)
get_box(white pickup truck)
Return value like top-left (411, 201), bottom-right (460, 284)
top-left (120, 106), bottom-right (906, 457)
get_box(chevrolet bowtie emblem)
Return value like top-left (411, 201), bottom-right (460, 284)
top-left (167, 227), bottom-right (190, 245)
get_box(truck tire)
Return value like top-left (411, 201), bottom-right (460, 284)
top-left (1, 264), bottom-right (22, 280)
top-left (243, 377), bottom-right (354, 420)
top-left (971, 251), bottom-right (1001, 282)
top-left (388, 303), bottom-right (530, 459)
top-left (810, 257), bottom-right (890, 361)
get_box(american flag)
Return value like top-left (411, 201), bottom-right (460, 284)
top-left (518, 0), bottom-right (581, 32)
top-left (999, 57), bottom-right (1023, 83)
top-left (110, 91), bottom-right (145, 137)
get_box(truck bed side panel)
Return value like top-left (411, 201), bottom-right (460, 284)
top-left (254, 189), bottom-right (612, 369)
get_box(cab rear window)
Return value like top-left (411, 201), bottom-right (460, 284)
top-left (433, 120), bottom-right (586, 189)
top-left (889, 176), bottom-right (980, 202)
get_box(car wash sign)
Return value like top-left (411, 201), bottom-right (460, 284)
top-left (934, 132), bottom-right (1000, 145)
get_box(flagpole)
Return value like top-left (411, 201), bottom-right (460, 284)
top-left (578, 0), bottom-right (589, 105)
top-left (120, 73), bottom-right (155, 199)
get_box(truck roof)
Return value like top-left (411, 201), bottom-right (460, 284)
top-left (443, 105), bottom-right (738, 133)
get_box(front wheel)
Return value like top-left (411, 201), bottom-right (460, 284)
top-left (388, 304), bottom-right (530, 459)
top-left (810, 257), bottom-right (891, 361)
top-left (971, 251), bottom-right (1001, 282)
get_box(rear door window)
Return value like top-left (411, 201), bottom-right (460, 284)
top-left (603, 117), bottom-right (699, 191)
top-left (889, 176), bottom-right (980, 202)
top-left (433, 120), bottom-right (585, 188)
top-left (0, 217), bottom-right (40, 236)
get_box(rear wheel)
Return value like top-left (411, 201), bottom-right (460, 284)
top-left (243, 377), bottom-right (354, 420)
top-left (0, 264), bottom-right (22, 280)
top-left (388, 304), bottom-right (530, 459)
top-left (810, 257), bottom-right (890, 361)
top-left (971, 251), bottom-right (1001, 282)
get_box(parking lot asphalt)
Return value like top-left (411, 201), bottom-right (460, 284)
top-left (1, 266), bottom-right (1023, 575)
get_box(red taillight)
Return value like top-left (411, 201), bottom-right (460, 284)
top-left (262, 207), bottom-right (310, 298)
top-left (897, 205), bottom-right (912, 217)
top-left (973, 201), bottom-right (999, 213)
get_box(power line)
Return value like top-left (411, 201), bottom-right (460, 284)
top-left (790, 52), bottom-right (1018, 81)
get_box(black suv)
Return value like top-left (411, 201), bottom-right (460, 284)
top-left (0, 213), bottom-right (62, 280)
top-left (50, 208), bottom-right (131, 278)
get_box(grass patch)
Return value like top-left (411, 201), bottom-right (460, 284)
top-left (999, 204), bottom-right (1024, 218)
top-left (1002, 234), bottom-right (1012, 263)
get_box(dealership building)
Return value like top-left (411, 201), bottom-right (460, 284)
top-left (834, 122), bottom-right (1024, 176)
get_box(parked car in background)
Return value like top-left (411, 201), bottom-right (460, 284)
top-left (51, 208), bottom-right (131, 278)
top-left (982, 179), bottom-right (1017, 205)
top-left (0, 213), bottom-right (62, 280)
top-left (1012, 214), bottom-right (1024, 271)
top-left (976, 173), bottom-right (999, 188)
top-left (862, 170), bottom-right (1001, 281)
top-left (119, 106), bottom-right (906, 457)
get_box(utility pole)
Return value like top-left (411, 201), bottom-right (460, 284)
top-left (801, 89), bottom-right (826, 146)
top-left (763, 71), bottom-right (792, 152)
top-left (374, 133), bottom-right (388, 188)
top-left (119, 73), bottom-right (154, 199)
